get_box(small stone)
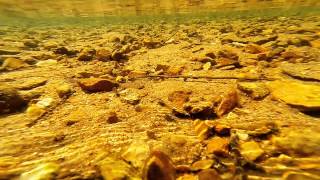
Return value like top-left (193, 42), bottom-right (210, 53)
top-left (36, 60), bottom-right (57, 67)
top-left (26, 105), bottom-right (46, 118)
top-left (56, 84), bottom-right (72, 98)
top-left (198, 169), bottom-right (221, 180)
top-left (96, 49), bottom-right (111, 61)
top-left (183, 100), bottom-right (214, 117)
top-left (215, 89), bottom-right (238, 117)
top-left (36, 98), bottom-right (54, 109)
top-left (77, 78), bottom-right (118, 93)
top-left (244, 44), bottom-right (267, 54)
top-left (267, 80), bottom-right (320, 111)
top-left (23, 39), bottom-right (39, 48)
top-left (166, 66), bottom-right (184, 76)
top-left (237, 82), bottom-right (269, 100)
top-left (191, 159), bottom-right (214, 171)
top-left (0, 86), bottom-right (26, 114)
top-left (119, 89), bottom-right (140, 105)
top-left (214, 123), bottom-right (231, 136)
top-left (143, 38), bottom-right (162, 49)
top-left (193, 120), bottom-right (212, 140)
top-left (54, 47), bottom-right (77, 56)
top-left (17, 78), bottom-right (47, 90)
top-left (106, 112), bottom-right (119, 124)
top-left (203, 62), bottom-right (212, 70)
top-left (207, 137), bottom-right (229, 156)
top-left (122, 141), bottom-right (150, 169)
top-left (20, 163), bottom-right (60, 180)
top-left (282, 171), bottom-right (320, 180)
top-left (111, 50), bottom-right (126, 61)
top-left (240, 141), bottom-right (264, 161)
top-left (98, 158), bottom-right (134, 180)
top-left (143, 151), bottom-right (176, 180)
top-left (77, 52), bottom-right (93, 61)
top-left (0, 57), bottom-right (28, 71)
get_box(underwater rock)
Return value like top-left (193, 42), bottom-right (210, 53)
top-left (106, 111), bottom-right (119, 124)
top-left (143, 151), bottom-right (176, 180)
top-left (122, 141), bottom-right (150, 169)
top-left (240, 141), bottom-right (264, 161)
top-left (191, 159), bottom-right (214, 171)
top-left (215, 89), bottom-right (238, 117)
top-left (281, 62), bottom-right (320, 82)
top-left (77, 78), bottom-right (118, 93)
top-left (53, 47), bottom-right (77, 56)
top-left (272, 130), bottom-right (320, 156)
top-left (96, 49), bottom-right (112, 61)
top-left (98, 157), bottom-right (135, 180)
top-left (36, 59), bottom-right (58, 67)
top-left (244, 44), bottom-right (267, 54)
top-left (267, 80), bottom-right (320, 111)
top-left (0, 48), bottom-right (21, 55)
top-left (77, 49), bottom-right (95, 61)
top-left (119, 89), bottom-right (140, 105)
top-left (20, 162), bottom-right (60, 180)
top-left (237, 82), bottom-right (269, 100)
top-left (0, 57), bottom-right (28, 71)
top-left (23, 39), bottom-right (39, 48)
top-left (56, 84), bottom-right (72, 98)
top-left (16, 77), bottom-right (47, 90)
top-left (206, 137), bottom-right (230, 156)
top-left (0, 86), bottom-right (26, 114)
top-left (198, 169), bottom-right (221, 180)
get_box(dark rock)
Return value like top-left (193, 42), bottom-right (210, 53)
top-left (77, 78), bottom-right (118, 93)
top-left (54, 47), bottom-right (77, 56)
top-left (0, 86), bottom-right (26, 114)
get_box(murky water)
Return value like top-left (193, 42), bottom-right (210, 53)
top-left (0, 0), bottom-right (320, 25)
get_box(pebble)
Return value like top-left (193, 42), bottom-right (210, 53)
top-left (26, 104), bottom-right (46, 118)
top-left (203, 62), bottom-right (212, 70)
top-left (122, 140), bottom-right (150, 169)
top-left (36, 97), bottom-right (54, 109)
top-left (77, 78), bottom-right (118, 93)
top-left (237, 82), bottom-right (269, 100)
top-left (23, 39), bottom-right (39, 48)
top-left (20, 162), bottom-right (60, 180)
top-left (143, 151), bottom-right (176, 180)
top-left (0, 86), bottom-right (26, 114)
top-left (106, 111), bottom-right (119, 124)
top-left (56, 84), bottom-right (72, 98)
top-left (206, 137), bottom-right (230, 157)
top-left (240, 141), bottom-right (264, 161)
top-left (96, 49), bottom-right (112, 61)
top-left (36, 59), bottom-right (57, 67)
top-left (119, 89), bottom-right (140, 105)
top-left (0, 57), bottom-right (28, 71)
top-left (191, 159), bottom-right (214, 171)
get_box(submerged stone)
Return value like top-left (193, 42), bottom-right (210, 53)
top-left (267, 80), bottom-right (320, 111)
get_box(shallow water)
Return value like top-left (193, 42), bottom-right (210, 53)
top-left (1, 1), bottom-right (320, 180)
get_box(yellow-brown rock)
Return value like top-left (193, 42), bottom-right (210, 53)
top-left (267, 80), bottom-right (320, 111)
top-left (77, 78), bottom-right (118, 93)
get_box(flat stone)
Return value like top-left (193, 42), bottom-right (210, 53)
top-left (0, 57), bottom-right (28, 71)
top-left (143, 151), bottom-right (176, 180)
top-left (26, 105), bottom-right (46, 118)
top-left (206, 137), bottom-right (229, 156)
top-left (237, 82), bottom-right (269, 100)
top-left (191, 159), bottom-right (214, 171)
top-left (272, 130), bottom-right (320, 156)
top-left (281, 62), bottom-right (320, 82)
top-left (36, 60), bottom-right (58, 67)
top-left (122, 140), bottom-right (150, 169)
top-left (20, 163), bottom-right (60, 180)
top-left (0, 48), bottom-right (21, 55)
top-left (16, 78), bottom-right (47, 90)
top-left (267, 80), bottom-right (320, 111)
top-left (240, 141), bottom-right (264, 161)
top-left (0, 86), bottom-right (26, 114)
top-left (96, 49), bottom-right (112, 61)
top-left (77, 78), bottom-right (118, 93)
top-left (56, 84), bottom-right (72, 98)
top-left (119, 89), bottom-right (140, 105)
